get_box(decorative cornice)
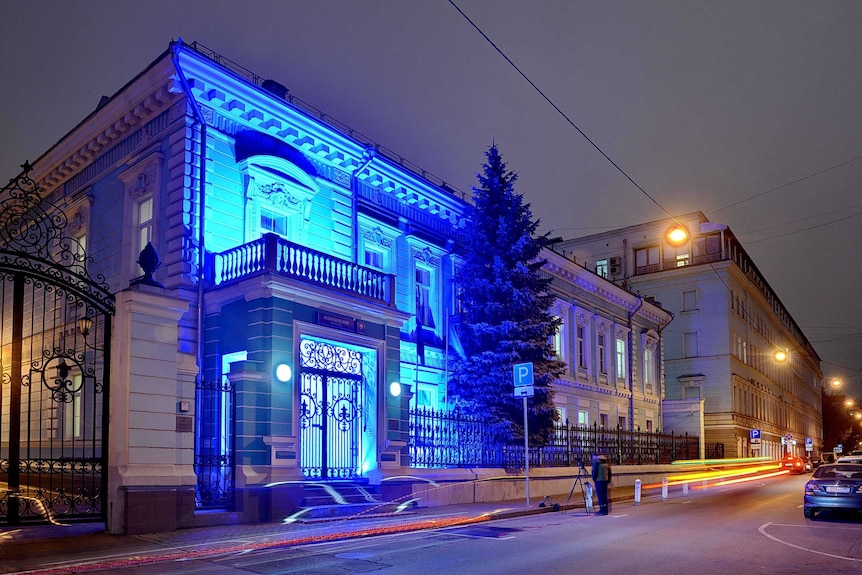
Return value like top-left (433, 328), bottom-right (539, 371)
top-left (180, 59), bottom-right (465, 228)
top-left (34, 64), bottom-right (179, 192)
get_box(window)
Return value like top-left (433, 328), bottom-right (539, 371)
top-left (552, 316), bottom-right (565, 360)
top-left (644, 347), bottom-right (653, 390)
top-left (597, 332), bottom-right (607, 374)
top-left (694, 233), bottom-right (722, 260)
top-left (415, 267), bottom-right (436, 328)
top-left (683, 331), bottom-right (699, 358)
top-left (596, 259), bottom-right (609, 278)
top-left (240, 156), bottom-right (319, 246)
top-left (260, 207), bottom-right (287, 236)
top-left (669, 245), bottom-right (690, 267)
top-left (576, 325), bottom-right (587, 369)
top-left (415, 384), bottom-right (439, 410)
top-left (136, 195), bottom-right (153, 257)
top-left (615, 336), bottom-right (626, 379)
top-left (600, 413), bottom-right (609, 429)
top-left (634, 245), bottom-right (660, 272)
top-left (646, 420), bottom-right (654, 433)
top-left (364, 248), bottom-right (384, 270)
top-left (62, 374), bottom-right (83, 440)
top-left (578, 409), bottom-right (588, 427)
top-left (619, 416), bottom-right (626, 429)
top-left (682, 290), bottom-right (697, 312)
top-left (120, 154), bottom-right (161, 283)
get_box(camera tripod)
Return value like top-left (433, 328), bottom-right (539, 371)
top-left (564, 460), bottom-right (593, 514)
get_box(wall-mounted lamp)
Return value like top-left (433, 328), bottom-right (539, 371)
top-left (773, 349), bottom-right (789, 363)
top-left (275, 363), bottom-right (292, 383)
top-left (77, 317), bottom-right (94, 337)
top-left (389, 381), bottom-right (402, 397)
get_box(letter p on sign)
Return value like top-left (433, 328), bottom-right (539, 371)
top-left (513, 362), bottom-right (534, 387)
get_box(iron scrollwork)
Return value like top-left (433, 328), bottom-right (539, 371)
top-left (36, 349), bottom-right (98, 403)
top-left (299, 338), bottom-right (362, 375)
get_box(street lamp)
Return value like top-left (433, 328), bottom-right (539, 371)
top-left (666, 224), bottom-right (689, 246)
top-left (831, 379), bottom-right (842, 389)
top-left (773, 349), bottom-right (789, 363)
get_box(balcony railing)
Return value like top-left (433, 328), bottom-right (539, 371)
top-left (210, 233), bottom-right (394, 306)
top-left (635, 251), bottom-right (725, 276)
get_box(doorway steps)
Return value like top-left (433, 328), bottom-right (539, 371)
top-left (294, 481), bottom-right (411, 522)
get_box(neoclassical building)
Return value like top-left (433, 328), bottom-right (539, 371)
top-left (558, 212), bottom-right (824, 459)
top-left (1, 40), bottom-right (671, 534)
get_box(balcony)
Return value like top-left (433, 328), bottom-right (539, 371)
top-left (634, 251), bottom-right (724, 276)
top-left (209, 233), bottom-right (394, 306)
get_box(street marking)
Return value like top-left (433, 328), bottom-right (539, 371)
top-left (758, 522), bottom-right (862, 562)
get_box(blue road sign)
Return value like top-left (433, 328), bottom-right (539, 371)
top-left (513, 362), bottom-right (534, 387)
top-left (750, 429), bottom-right (761, 445)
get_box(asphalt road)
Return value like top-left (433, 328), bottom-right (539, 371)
top-left (8, 475), bottom-right (862, 574)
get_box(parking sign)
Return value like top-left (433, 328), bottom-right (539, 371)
top-left (750, 429), bottom-right (761, 445)
top-left (513, 362), bottom-right (534, 387)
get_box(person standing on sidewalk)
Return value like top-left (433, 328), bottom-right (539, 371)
top-left (591, 454), bottom-right (612, 515)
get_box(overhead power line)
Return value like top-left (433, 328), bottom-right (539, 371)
top-left (708, 153), bottom-right (862, 215)
top-left (447, 0), bottom-right (677, 223)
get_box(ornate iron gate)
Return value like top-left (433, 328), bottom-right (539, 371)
top-left (298, 338), bottom-right (363, 479)
top-left (0, 164), bottom-right (114, 525)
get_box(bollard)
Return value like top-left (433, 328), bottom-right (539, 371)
top-left (683, 481), bottom-right (689, 497)
top-left (662, 477), bottom-right (668, 500)
top-left (585, 481), bottom-right (594, 512)
top-left (634, 479), bottom-right (642, 505)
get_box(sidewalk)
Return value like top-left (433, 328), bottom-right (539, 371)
top-left (0, 486), bottom-right (641, 574)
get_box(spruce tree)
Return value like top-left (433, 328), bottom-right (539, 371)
top-left (449, 143), bottom-right (566, 444)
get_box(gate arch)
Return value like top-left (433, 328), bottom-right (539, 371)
top-left (0, 164), bottom-right (115, 525)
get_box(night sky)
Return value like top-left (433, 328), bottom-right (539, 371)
top-left (2, 1), bottom-right (861, 395)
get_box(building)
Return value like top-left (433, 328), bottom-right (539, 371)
top-left (542, 249), bottom-right (672, 435)
top-left (557, 212), bottom-right (824, 459)
top-left (1, 40), bottom-right (672, 534)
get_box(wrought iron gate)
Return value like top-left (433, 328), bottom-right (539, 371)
top-left (194, 377), bottom-right (234, 508)
top-left (298, 338), bottom-right (363, 479)
top-left (0, 165), bottom-right (114, 525)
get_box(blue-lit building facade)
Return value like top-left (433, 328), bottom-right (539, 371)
top-left (2, 41), bottom-right (673, 534)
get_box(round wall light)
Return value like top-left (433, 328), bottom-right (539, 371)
top-left (276, 363), bottom-right (293, 383)
top-left (389, 381), bottom-right (402, 397)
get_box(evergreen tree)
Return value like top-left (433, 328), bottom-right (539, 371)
top-left (449, 143), bottom-right (566, 443)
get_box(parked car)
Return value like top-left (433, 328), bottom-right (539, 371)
top-left (837, 455), bottom-right (862, 464)
top-left (781, 455), bottom-right (809, 474)
top-left (803, 463), bottom-right (862, 519)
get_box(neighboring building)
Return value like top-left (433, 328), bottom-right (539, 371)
top-left (557, 211), bottom-right (824, 459)
top-left (542, 249), bottom-right (672, 435)
top-left (0, 40), bottom-right (672, 534)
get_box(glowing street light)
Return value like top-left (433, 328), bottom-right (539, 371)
top-left (773, 349), bottom-right (788, 363)
top-left (831, 379), bottom-right (843, 389)
top-left (666, 224), bottom-right (689, 246)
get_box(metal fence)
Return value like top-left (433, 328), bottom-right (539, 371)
top-left (409, 407), bottom-right (718, 469)
top-left (194, 378), bottom-right (234, 509)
